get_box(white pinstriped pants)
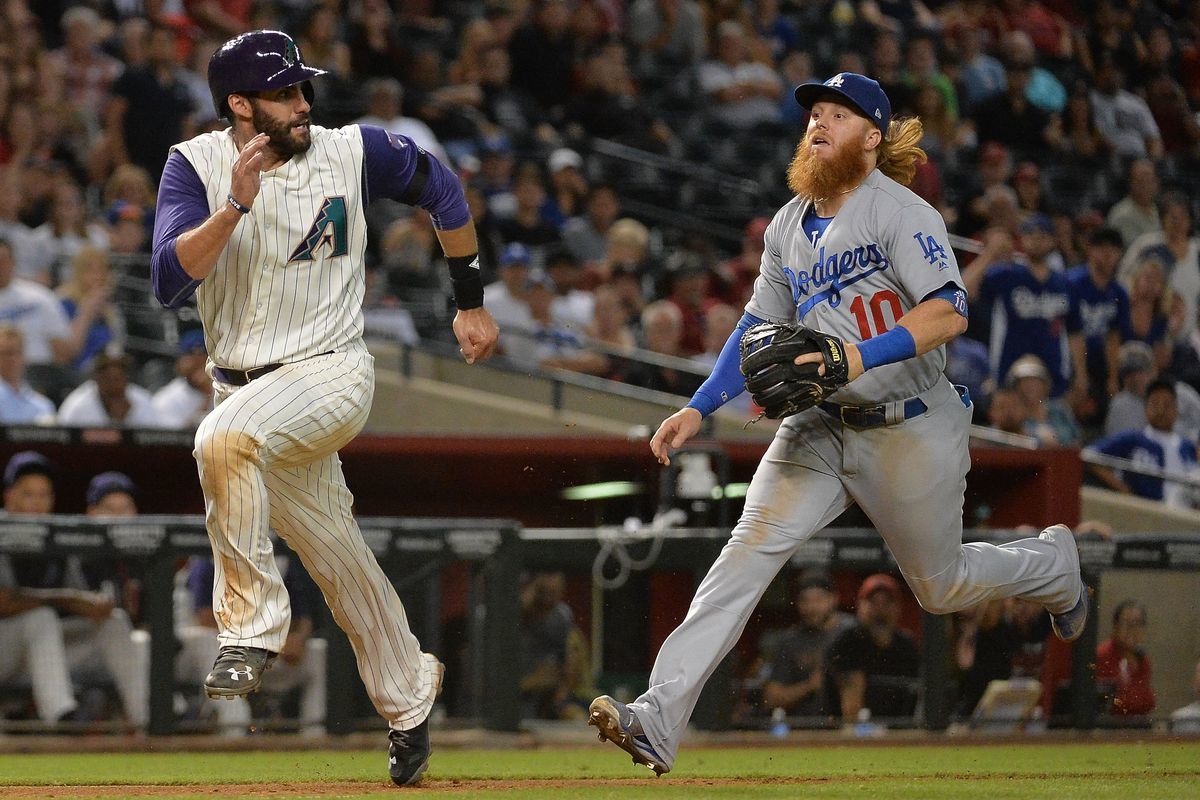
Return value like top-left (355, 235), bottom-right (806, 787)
top-left (194, 342), bottom-right (439, 731)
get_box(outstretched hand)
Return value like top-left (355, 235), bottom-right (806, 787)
top-left (452, 307), bottom-right (499, 364)
top-left (650, 407), bottom-right (702, 466)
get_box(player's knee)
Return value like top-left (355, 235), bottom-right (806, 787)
top-left (908, 578), bottom-right (967, 615)
top-left (194, 423), bottom-right (263, 478)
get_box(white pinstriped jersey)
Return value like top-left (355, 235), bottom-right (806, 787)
top-left (746, 169), bottom-right (964, 405)
top-left (170, 125), bottom-right (368, 371)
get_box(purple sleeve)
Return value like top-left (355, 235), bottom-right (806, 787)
top-left (151, 151), bottom-right (208, 308)
top-left (359, 124), bottom-right (470, 230)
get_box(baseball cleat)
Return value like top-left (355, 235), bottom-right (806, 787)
top-left (387, 657), bottom-right (444, 787)
top-left (588, 695), bottom-right (670, 776)
top-left (1039, 524), bottom-right (1090, 642)
top-left (203, 645), bottom-right (276, 698)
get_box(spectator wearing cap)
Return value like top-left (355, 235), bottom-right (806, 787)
top-left (825, 574), bottom-right (920, 722)
top-left (1089, 57), bottom-right (1164, 162)
top-left (477, 135), bottom-right (517, 218)
top-left (1066, 226), bottom-right (1130, 425)
top-left (760, 570), bottom-right (855, 719)
top-left (58, 351), bottom-right (164, 428)
top-left (57, 246), bottom-right (123, 374)
top-left (485, 243), bottom-right (535, 348)
top-left (1006, 354), bottom-right (1082, 447)
top-left (963, 214), bottom-right (1072, 398)
top-left (1119, 191), bottom-right (1199, 337)
top-left (152, 330), bottom-right (213, 430)
top-left (0, 452), bottom-right (148, 728)
top-left (85, 471), bottom-right (138, 518)
top-left (714, 217), bottom-right (769, 308)
top-left (562, 184), bottom-right (622, 270)
top-left (1087, 379), bottom-right (1200, 509)
top-left (355, 78), bottom-right (451, 166)
top-left (545, 148), bottom-right (588, 227)
top-left (545, 247), bottom-right (596, 335)
top-left (0, 324), bottom-right (55, 425)
top-left (506, 269), bottom-right (606, 376)
top-left (1106, 160), bottom-right (1161, 249)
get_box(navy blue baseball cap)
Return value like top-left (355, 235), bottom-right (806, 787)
top-left (499, 242), bottom-right (531, 268)
top-left (178, 329), bottom-right (206, 354)
top-left (4, 451), bottom-right (56, 489)
top-left (794, 72), bottom-right (891, 132)
top-left (1020, 212), bottom-right (1054, 235)
top-left (86, 471), bottom-right (137, 507)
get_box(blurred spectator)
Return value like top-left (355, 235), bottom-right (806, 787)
top-left (971, 48), bottom-right (1060, 162)
top-left (1119, 191), bottom-right (1199, 337)
top-left (871, 30), bottom-right (916, 118)
top-left (953, 596), bottom-right (1054, 718)
top-left (826, 574), bottom-right (920, 722)
top-left (627, 0), bottom-right (707, 82)
top-left (1170, 661), bottom-right (1200, 733)
top-left (0, 169), bottom-right (53, 284)
top-left (476, 44), bottom-right (534, 141)
top-left (1003, 30), bottom-right (1067, 114)
top-left (58, 351), bottom-right (163, 428)
top-left (588, 285), bottom-right (637, 356)
top-left (181, 553), bottom-right (326, 737)
top-left (1006, 355), bottom-right (1082, 447)
top-left (105, 201), bottom-right (152, 256)
top-left (545, 148), bottom-right (589, 228)
top-left (0, 452), bottom-right (147, 728)
top-left (1104, 341), bottom-right (1158, 437)
top-left (545, 248), bottom-right (595, 334)
top-left (664, 252), bottom-right (714, 357)
top-left (956, 27), bottom-right (1007, 113)
top-left (29, 182), bottom-right (110, 280)
top-left (505, 270), bottom-right (605, 375)
top-left (1058, 82), bottom-right (1111, 168)
top-left (750, 0), bottom-right (799, 64)
top-left (184, 0), bottom-right (254, 38)
top-left (986, 385), bottom-right (1031, 437)
top-left (713, 217), bottom-right (768, 308)
top-left (85, 471), bottom-right (139, 519)
top-left (485, 242), bottom-right (534, 344)
top-left (355, 78), bottom-right (450, 165)
top-left (476, 135), bottom-right (518, 219)
top-left (152, 330), bottom-right (213, 430)
top-left (1012, 162), bottom-right (1049, 217)
top-left (105, 23), bottom-right (197, 179)
top-left (963, 219), bottom-right (1071, 397)
top-left (957, 143), bottom-right (1013, 238)
top-left (345, 0), bottom-right (410, 81)
top-left (496, 165), bottom-right (562, 259)
top-left (1087, 379), bottom-right (1200, 508)
top-left (0, 236), bottom-right (72, 390)
top-left (904, 35), bottom-right (958, 121)
top-left (859, 0), bottom-right (939, 33)
top-left (562, 184), bottom-right (621, 269)
top-left (1066, 226), bottom-right (1129, 423)
top-left (1095, 600), bottom-right (1155, 717)
top-left (1073, 0), bottom-right (1145, 76)
top-left (697, 21), bottom-right (784, 132)
top-left (1089, 56), bottom-right (1163, 162)
top-left (1144, 70), bottom-right (1200, 160)
top-left (519, 571), bottom-right (593, 720)
top-left (566, 41), bottom-right (674, 153)
top-left (57, 246), bottom-right (122, 374)
top-left (621, 300), bottom-right (704, 397)
top-left (0, 324), bottom-right (55, 425)
top-left (760, 571), bottom-right (854, 718)
top-left (508, 0), bottom-right (577, 116)
top-left (1106, 159), bottom-right (1162, 248)
top-left (43, 6), bottom-right (124, 130)
top-left (1121, 257), bottom-right (1175, 373)
top-left (585, 217), bottom-right (652, 291)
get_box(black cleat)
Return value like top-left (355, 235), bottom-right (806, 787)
top-left (388, 720), bottom-right (431, 786)
top-left (203, 645), bottom-right (276, 698)
top-left (588, 695), bottom-right (670, 776)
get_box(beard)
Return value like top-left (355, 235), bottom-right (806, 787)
top-left (786, 133), bottom-right (871, 201)
top-left (250, 102), bottom-right (312, 159)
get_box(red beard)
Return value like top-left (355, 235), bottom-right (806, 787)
top-left (786, 133), bottom-right (871, 201)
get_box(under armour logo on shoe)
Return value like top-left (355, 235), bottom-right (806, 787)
top-left (390, 756), bottom-right (397, 766)
top-left (227, 666), bottom-right (254, 681)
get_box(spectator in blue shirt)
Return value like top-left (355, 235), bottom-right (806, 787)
top-left (963, 217), bottom-right (1071, 397)
top-left (1066, 226), bottom-right (1130, 426)
top-left (1087, 379), bottom-right (1199, 509)
top-left (0, 324), bottom-right (55, 424)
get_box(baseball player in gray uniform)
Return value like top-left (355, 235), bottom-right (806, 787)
top-left (151, 31), bottom-right (498, 785)
top-left (589, 73), bottom-right (1089, 775)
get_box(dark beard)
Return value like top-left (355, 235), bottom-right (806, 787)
top-left (250, 102), bottom-right (312, 159)
top-left (786, 134), bottom-right (870, 201)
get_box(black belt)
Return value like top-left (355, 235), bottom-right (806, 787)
top-left (213, 351), bottom-right (335, 386)
top-left (819, 397), bottom-right (928, 429)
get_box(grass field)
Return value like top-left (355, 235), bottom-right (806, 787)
top-left (2, 740), bottom-right (1199, 799)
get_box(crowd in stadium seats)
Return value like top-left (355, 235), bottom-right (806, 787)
top-left (0, 1), bottom-right (1198, 507)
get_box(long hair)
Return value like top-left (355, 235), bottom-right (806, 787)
top-left (875, 117), bottom-right (927, 186)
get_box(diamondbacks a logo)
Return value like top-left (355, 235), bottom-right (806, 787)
top-left (283, 39), bottom-right (299, 67)
top-left (913, 231), bottom-right (949, 271)
top-left (289, 196), bottom-right (348, 262)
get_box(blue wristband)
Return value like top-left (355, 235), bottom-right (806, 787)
top-left (857, 326), bottom-right (916, 371)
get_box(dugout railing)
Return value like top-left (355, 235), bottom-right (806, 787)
top-left (2, 515), bottom-right (1197, 735)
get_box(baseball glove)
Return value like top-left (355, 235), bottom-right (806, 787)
top-left (740, 322), bottom-right (850, 419)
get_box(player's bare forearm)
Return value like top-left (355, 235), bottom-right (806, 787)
top-left (174, 203), bottom-right (247, 280)
top-left (434, 221), bottom-right (479, 258)
top-left (896, 297), bottom-right (967, 353)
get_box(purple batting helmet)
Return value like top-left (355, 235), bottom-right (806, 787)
top-left (207, 30), bottom-right (327, 119)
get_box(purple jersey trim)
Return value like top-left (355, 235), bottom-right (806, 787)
top-left (151, 151), bottom-right (207, 308)
top-left (359, 125), bottom-right (469, 230)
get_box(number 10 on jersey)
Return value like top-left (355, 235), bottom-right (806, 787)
top-left (849, 289), bottom-right (902, 340)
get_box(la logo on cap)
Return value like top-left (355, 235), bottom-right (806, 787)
top-left (827, 73), bottom-right (845, 87)
top-left (875, 109), bottom-right (882, 118)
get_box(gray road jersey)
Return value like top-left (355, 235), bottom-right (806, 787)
top-left (746, 169), bottom-right (964, 405)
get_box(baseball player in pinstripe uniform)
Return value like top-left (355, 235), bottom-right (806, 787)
top-left (151, 31), bottom-right (498, 785)
top-left (589, 73), bottom-right (1089, 775)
